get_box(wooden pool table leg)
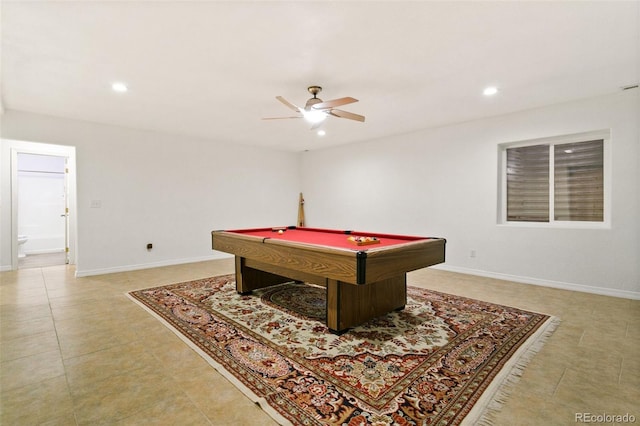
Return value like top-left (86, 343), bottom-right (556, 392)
top-left (326, 275), bottom-right (407, 334)
top-left (235, 256), bottom-right (290, 294)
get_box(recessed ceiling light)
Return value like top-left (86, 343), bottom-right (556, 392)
top-left (483, 86), bottom-right (498, 96)
top-left (111, 82), bottom-right (128, 93)
top-left (317, 130), bottom-right (326, 136)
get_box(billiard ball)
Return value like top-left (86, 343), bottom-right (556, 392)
top-left (278, 230), bottom-right (284, 234)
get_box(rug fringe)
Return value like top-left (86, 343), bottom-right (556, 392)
top-left (463, 315), bottom-right (561, 426)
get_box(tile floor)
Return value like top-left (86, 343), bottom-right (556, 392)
top-left (0, 259), bottom-right (638, 425)
top-left (18, 252), bottom-right (67, 269)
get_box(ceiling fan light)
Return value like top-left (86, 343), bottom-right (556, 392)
top-left (483, 86), bottom-right (498, 96)
top-left (112, 82), bottom-right (128, 93)
top-left (303, 109), bottom-right (327, 124)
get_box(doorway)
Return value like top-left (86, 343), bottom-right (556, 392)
top-left (10, 142), bottom-right (77, 270)
top-left (16, 153), bottom-right (68, 268)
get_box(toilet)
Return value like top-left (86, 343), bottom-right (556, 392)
top-left (17, 235), bottom-right (28, 258)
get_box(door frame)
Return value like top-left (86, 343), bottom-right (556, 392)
top-left (10, 142), bottom-right (77, 270)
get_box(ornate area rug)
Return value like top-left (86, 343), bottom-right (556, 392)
top-left (128, 275), bottom-right (558, 425)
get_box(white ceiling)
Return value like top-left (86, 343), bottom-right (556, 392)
top-left (2, 1), bottom-right (638, 152)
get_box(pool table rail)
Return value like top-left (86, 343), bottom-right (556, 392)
top-left (211, 230), bottom-right (358, 285)
top-left (211, 230), bottom-right (445, 286)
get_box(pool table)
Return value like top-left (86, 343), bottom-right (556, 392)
top-left (211, 226), bottom-right (446, 333)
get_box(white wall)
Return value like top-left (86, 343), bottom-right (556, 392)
top-left (1, 111), bottom-right (301, 276)
top-left (2, 92), bottom-right (637, 298)
top-left (300, 90), bottom-right (639, 299)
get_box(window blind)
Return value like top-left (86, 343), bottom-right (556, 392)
top-left (506, 144), bottom-right (549, 222)
top-left (554, 140), bottom-right (604, 221)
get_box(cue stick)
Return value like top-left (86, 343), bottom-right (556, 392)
top-left (297, 192), bottom-right (305, 227)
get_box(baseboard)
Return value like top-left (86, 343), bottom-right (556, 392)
top-left (74, 253), bottom-right (230, 278)
top-left (433, 264), bottom-right (640, 300)
top-left (0, 264), bottom-right (13, 272)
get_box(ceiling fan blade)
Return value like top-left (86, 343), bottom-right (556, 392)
top-left (312, 97), bottom-right (358, 110)
top-left (329, 109), bottom-right (365, 122)
top-left (276, 96), bottom-right (302, 113)
top-left (262, 116), bottom-right (302, 120)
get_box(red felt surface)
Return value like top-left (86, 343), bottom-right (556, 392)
top-left (227, 227), bottom-right (428, 250)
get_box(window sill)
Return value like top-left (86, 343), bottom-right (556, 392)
top-left (497, 221), bottom-right (611, 230)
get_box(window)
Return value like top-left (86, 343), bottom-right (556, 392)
top-left (500, 131), bottom-right (608, 225)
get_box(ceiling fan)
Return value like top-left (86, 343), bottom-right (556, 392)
top-left (263, 86), bottom-right (365, 130)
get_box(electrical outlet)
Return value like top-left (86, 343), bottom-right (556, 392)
top-left (470, 250), bottom-right (477, 258)
top-left (146, 243), bottom-right (153, 250)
